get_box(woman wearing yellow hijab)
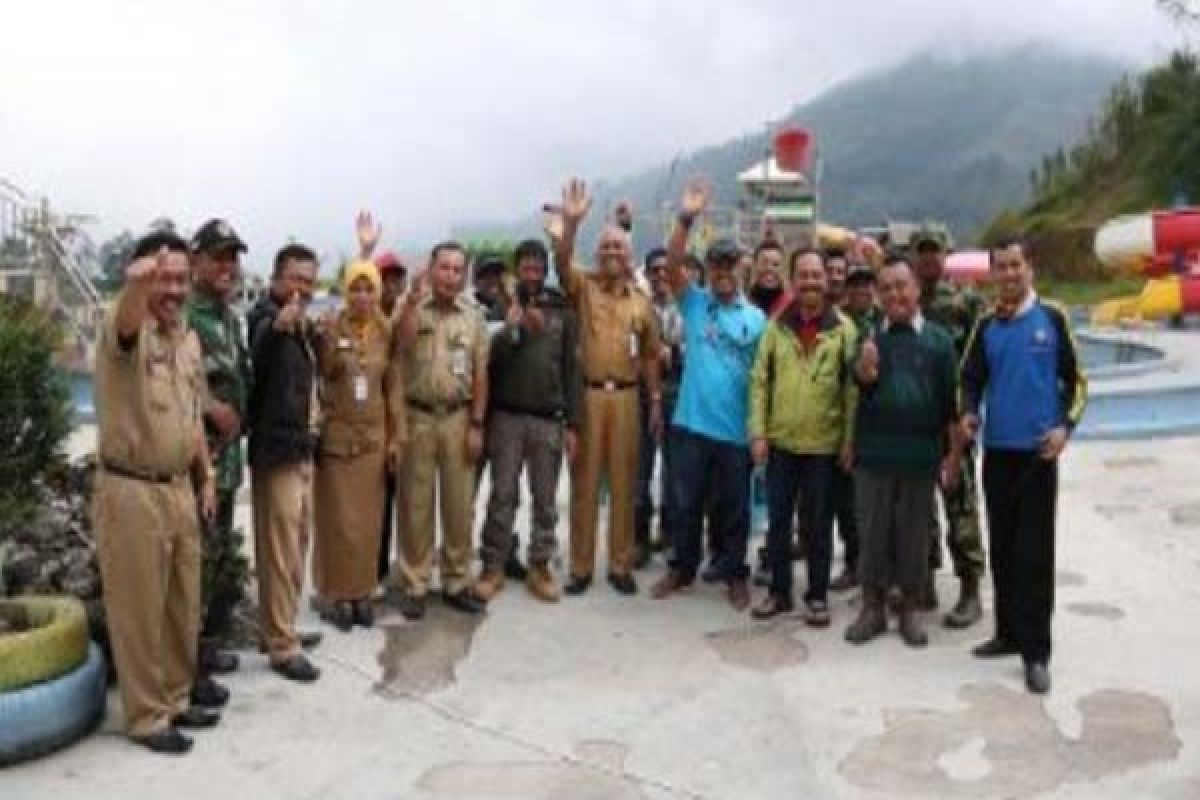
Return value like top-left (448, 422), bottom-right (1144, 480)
top-left (313, 261), bottom-right (405, 630)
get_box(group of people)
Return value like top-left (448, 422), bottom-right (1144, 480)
top-left (91, 177), bottom-right (1086, 755)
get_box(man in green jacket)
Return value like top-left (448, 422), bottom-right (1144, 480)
top-left (185, 219), bottom-right (252, 708)
top-left (748, 250), bottom-right (858, 624)
top-left (474, 239), bottom-right (582, 603)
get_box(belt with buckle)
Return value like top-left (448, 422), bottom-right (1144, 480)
top-left (102, 461), bottom-right (186, 485)
top-left (407, 398), bottom-right (468, 416)
top-left (586, 380), bottom-right (638, 392)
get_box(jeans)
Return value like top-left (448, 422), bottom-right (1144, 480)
top-left (765, 448), bottom-right (834, 602)
top-left (668, 425), bottom-right (752, 582)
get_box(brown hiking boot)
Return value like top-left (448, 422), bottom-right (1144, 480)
top-left (525, 562), bottom-right (560, 603)
top-left (943, 575), bottom-right (983, 629)
top-left (651, 568), bottom-right (694, 599)
top-left (844, 589), bottom-right (887, 644)
top-left (898, 604), bottom-right (929, 648)
top-left (474, 568), bottom-right (505, 602)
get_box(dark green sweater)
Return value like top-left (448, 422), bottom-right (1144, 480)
top-left (854, 319), bottom-right (958, 475)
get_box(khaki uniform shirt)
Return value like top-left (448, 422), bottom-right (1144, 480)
top-left (561, 264), bottom-right (660, 385)
top-left (317, 311), bottom-right (405, 457)
top-left (95, 301), bottom-right (204, 476)
top-left (402, 296), bottom-right (488, 409)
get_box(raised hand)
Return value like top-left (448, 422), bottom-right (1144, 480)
top-left (126, 246), bottom-right (165, 288)
top-left (614, 199), bottom-right (634, 232)
top-left (356, 210), bottom-right (382, 258)
top-left (542, 205), bottom-right (565, 243)
top-left (680, 177), bottom-right (712, 216)
top-left (561, 178), bottom-right (592, 225)
top-left (274, 291), bottom-right (305, 333)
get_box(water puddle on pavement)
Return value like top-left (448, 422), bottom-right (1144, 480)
top-left (376, 604), bottom-right (485, 694)
top-left (1066, 601), bottom-right (1125, 620)
top-left (704, 618), bottom-right (809, 672)
top-left (840, 683), bottom-right (1180, 798)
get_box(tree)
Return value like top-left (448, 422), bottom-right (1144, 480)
top-left (1157, 0), bottom-right (1200, 23)
top-left (95, 230), bottom-right (135, 292)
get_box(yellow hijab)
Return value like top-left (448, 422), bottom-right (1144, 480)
top-left (343, 260), bottom-right (382, 298)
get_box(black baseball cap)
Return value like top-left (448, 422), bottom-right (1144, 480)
top-left (847, 264), bottom-right (876, 284)
top-left (704, 237), bottom-right (742, 266)
top-left (190, 219), bottom-right (247, 255)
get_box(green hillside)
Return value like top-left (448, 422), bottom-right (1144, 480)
top-left (983, 51), bottom-right (1200, 279)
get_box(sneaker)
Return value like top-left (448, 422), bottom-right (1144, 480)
top-left (804, 599), bottom-right (832, 628)
top-left (132, 728), bottom-right (193, 755)
top-left (271, 654), bottom-right (320, 683)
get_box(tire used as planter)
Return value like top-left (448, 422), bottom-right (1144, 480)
top-left (0, 641), bottom-right (106, 766)
top-left (0, 595), bottom-right (90, 693)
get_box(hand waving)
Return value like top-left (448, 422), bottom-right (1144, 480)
top-left (561, 178), bottom-right (592, 225)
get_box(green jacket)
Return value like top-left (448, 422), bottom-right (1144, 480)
top-left (748, 305), bottom-right (858, 455)
top-left (185, 292), bottom-right (250, 493)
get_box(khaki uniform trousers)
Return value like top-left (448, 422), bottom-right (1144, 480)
top-left (252, 460), bottom-right (313, 662)
top-left (570, 386), bottom-right (639, 578)
top-left (95, 472), bottom-right (201, 737)
top-left (397, 408), bottom-right (475, 596)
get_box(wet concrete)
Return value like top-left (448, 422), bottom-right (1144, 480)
top-left (416, 740), bottom-right (647, 800)
top-left (840, 683), bottom-right (1180, 798)
top-left (377, 604), bottom-right (485, 694)
top-left (704, 619), bottom-right (809, 672)
top-left (1066, 601), bottom-right (1125, 620)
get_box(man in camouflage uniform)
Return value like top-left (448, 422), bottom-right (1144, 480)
top-left (185, 219), bottom-right (252, 705)
top-left (912, 229), bottom-right (987, 628)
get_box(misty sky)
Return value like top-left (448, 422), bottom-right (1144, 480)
top-left (0, 1), bottom-right (1186, 270)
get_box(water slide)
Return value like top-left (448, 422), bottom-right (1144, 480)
top-left (1092, 208), bottom-right (1200, 325)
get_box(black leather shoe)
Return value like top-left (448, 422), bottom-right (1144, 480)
top-left (299, 631), bottom-right (323, 650)
top-left (700, 560), bottom-right (724, 584)
top-left (607, 573), bottom-right (638, 596)
top-left (400, 593), bottom-right (427, 621)
top-left (564, 574), bottom-right (592, 596)
top-left (972, 636), bottom-right (1020, 659)
top-left (353, 600), bottom-right (375, 628)
top-left (171, 706), bottom-right (221, 729)
top-left (326, 601), bottom-right (354, 632)
top-left (271, 654), bottom-right (320, 683)
top-left (442, 588), bottom-right (485, 614)
top-left (1025, 662), bottom-right (1052, 694)
top-left (198, 647), bottom-right (239, 675)
top-left (189, 675), bottom-right (229, 708)
top-left (133, 727), bottom-right (193, 755)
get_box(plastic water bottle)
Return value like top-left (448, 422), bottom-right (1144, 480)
top-left (750, 466), bottom-right (768, 537)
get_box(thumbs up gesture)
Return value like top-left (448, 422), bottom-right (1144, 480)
top-left (856, 337), bottom-right (880, 384)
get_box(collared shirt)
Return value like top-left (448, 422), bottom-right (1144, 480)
top-left (95, 299), bottom-right (204, 477)
top-left (317, 311), bottom-right (403, 456)
top-left (673, 283), bottom-right (766, 446)
top-left (185, 291), bottom-right (249, 492)
top-left (402, 295), bottom-right (488, 408)
top-left (561, 264), bottom-right (660, 385)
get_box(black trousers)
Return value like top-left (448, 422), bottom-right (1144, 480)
top-left (982, 448), bottom-right (1057, 665)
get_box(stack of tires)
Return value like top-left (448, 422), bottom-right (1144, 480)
top-left (0, 595), bottom-right (106, 766)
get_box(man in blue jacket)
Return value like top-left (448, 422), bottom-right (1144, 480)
top-left (961, 237), bottom-right (1087, 694)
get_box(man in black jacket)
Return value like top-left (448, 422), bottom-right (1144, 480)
top-left (246, 244), bottom-right (322, 683)
top-left (474, 239), bottom-right (581, 603)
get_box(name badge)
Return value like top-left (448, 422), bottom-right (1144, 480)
top-left (628, 332), bottom-right (639, 359)
top-left (451, 346), bottom-right (469, 378)
top-left (353, 374), bottom-right (368, 404)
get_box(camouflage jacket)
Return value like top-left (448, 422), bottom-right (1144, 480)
top-left (920, 281), bottom-right (986, 357)
top-left (185, 292), bottom-right (250, 492)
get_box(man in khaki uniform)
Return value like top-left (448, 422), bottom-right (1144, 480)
top-left (551, 179), bottom-right (663, 596)
top-left (393, 241), bottom-right (489, 619)
top-left (94, 231), bottom-right (219, 755)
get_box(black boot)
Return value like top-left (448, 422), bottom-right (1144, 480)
top-left (943, 575), bottom-right (983, 629)
top-left (844, 589), bottom-right (887, 644)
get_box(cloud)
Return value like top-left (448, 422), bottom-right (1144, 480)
top-left (0, 0), bottom-right (1182, 272)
